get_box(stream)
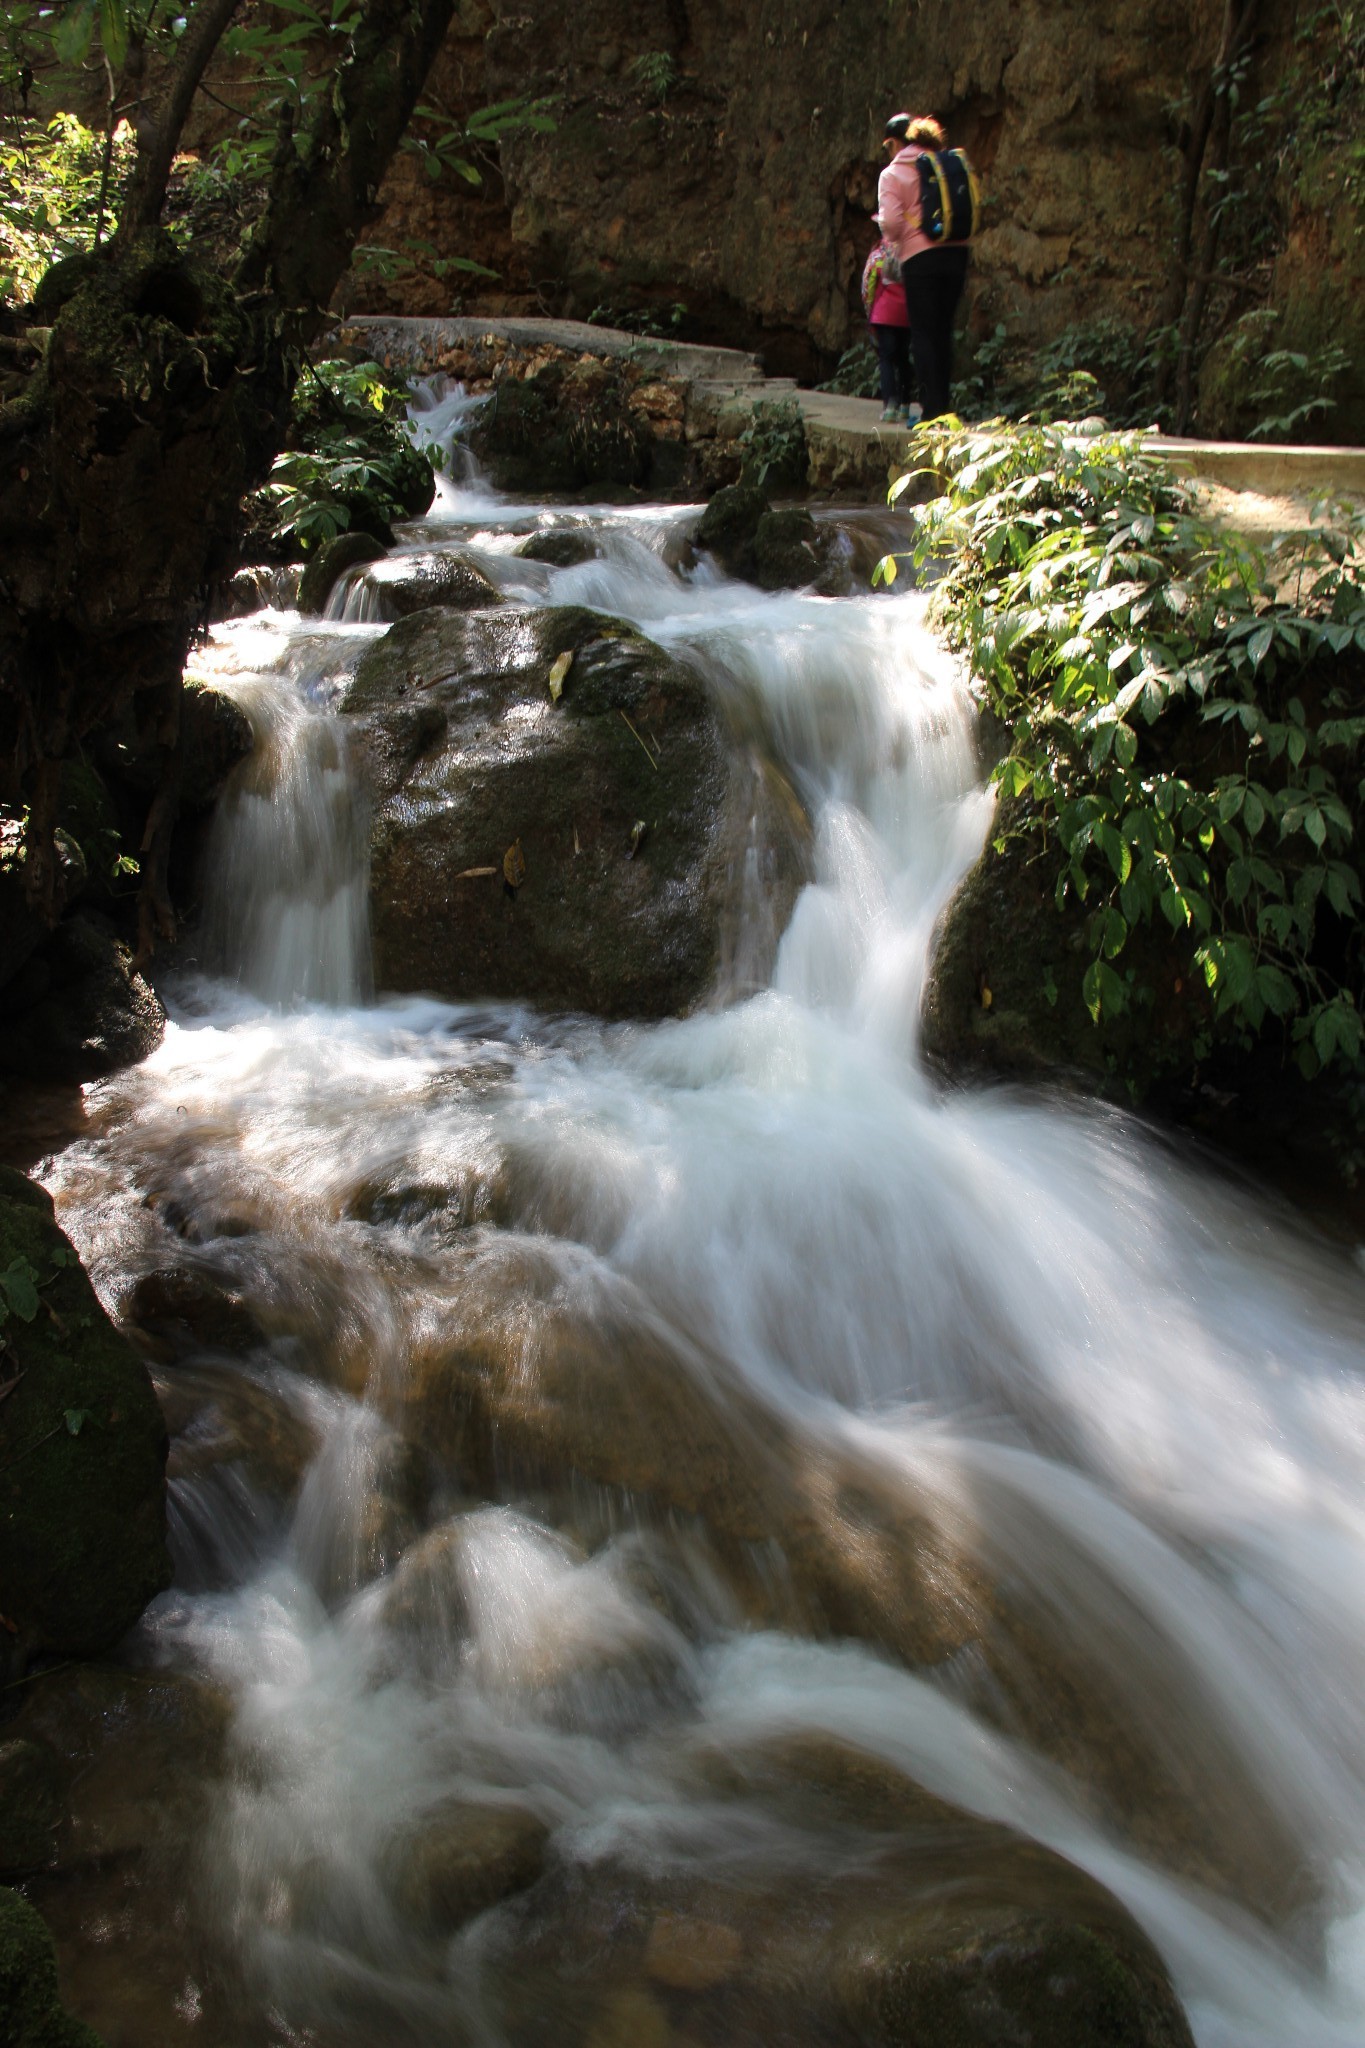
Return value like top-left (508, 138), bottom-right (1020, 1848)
top-left (32, 384), bottom-right (1365, 2047)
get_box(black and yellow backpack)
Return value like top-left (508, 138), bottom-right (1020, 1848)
top-left (916, 149), bottom-right (981, 243)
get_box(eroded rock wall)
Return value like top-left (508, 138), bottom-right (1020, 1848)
top-left (365, 0), bottom-right (1232, 375)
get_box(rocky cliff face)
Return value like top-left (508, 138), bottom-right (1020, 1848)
top-left (365, 0), bottom-right (1229, 375)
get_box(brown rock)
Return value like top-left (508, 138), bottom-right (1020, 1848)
top-left (343, 603), bottom-right (809, 1018)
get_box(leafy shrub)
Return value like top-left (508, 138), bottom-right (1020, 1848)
top-left (0, 112), bottom-right (134, 305)
top-left (737, 399), bottom-right (807, 492)
top-left (261, 359), bottom-right (436, 551)
top-left (878, 419), bottom-right (1365, 1077)
top-left (629, 51), bottom-right (678, 104)
top-left (818, 341), bottom-right (880, 400)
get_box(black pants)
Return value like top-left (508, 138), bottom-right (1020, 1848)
top-left (901, 245), bottom-right (969, 420)
top-left (871, 322), bottom-right (913, 408)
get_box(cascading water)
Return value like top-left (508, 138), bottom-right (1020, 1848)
top-left (33, 385), bottom-right (1365, 2048)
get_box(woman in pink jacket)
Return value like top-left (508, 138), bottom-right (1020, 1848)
top-left (876, 112), bottom-right (970, 420)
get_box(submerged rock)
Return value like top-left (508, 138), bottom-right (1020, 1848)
top-left (475, 1789), bottom-right (1194, 2048)
top-left (343, 603), bottom-right (808, 1018)
top-left (0, 1741), bottom-right (62, 1879)
top-left (384, 1797), bottom-right (549, 1936)
top-left (0, 1168), bottom-right (170, 1668)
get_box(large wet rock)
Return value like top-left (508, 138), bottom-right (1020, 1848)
top-left (343, 603), bottom-right (808, 1017)
top-left (0, 1169), bottom-right (170, 1669)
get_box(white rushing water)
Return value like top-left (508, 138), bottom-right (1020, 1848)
top-left (41, 384), bottom-right (1365, 2047)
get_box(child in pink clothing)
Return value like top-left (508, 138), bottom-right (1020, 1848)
top-left (861, 240), bottom-right (914, 423)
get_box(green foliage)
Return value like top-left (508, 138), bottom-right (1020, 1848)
top-left (818, 341), bottom-right (880, 400)
top-left (629, 51), bottom-right (678, 104)
top-left (261, 357), bottom-right (436, 550)
top-left (1212, 310), bottom-right (1353, 441)
top-left (880, 419), bottom-right (1365, 1077)
top-left (586, 299), bottom-right (688, 338)
top-left (2, 0), bottom-right (552, 307)
top-left (955, 319), bottom-right (1169, 430)
top-left (0, 1256), bottom-right (40, 1327)
top-left (738, 399), bottom-right (808, 492)
top-left (0, 112), bottom-right (133, 304)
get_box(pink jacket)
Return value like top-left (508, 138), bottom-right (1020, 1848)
top-left (876, 148), bottom-right (935, 267)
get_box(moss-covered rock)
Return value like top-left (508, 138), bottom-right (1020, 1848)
top-left (343, 602), bottom-right (809, 1017)
top-left (0, 1168), bottom-right (170, 1668)
top-left (694, 478), bottom-right (769, 576)
top-left (0, 1887), bottom-right (103, 2048)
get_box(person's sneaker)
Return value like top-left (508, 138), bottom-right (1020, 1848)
top-left (902, 403), bottom-right (922, 423)
top-left (879, 405), bottom-right (901, 424)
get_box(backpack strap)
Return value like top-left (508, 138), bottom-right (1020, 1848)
top-left (919, 149), bottom-right (955, 241)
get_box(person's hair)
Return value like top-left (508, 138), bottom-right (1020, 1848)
top-left (884, 112), bottom-right (911, 141)
top-left (905, 115), bottom-right (946, 148)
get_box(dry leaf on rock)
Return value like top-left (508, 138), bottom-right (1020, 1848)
top-left (503, 840), bottom-right (527, 889)
top-left (548, 650), bottom-right (573, 702)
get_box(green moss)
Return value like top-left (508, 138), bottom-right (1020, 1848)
top-left (0, 1169), bottom-right (170, 1661)
top-left (0, 1887), bottom-right (103, 2048)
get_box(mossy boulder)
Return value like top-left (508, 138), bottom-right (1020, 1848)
top-left (0, 1168), bottom-right (170, 1668)
top-left (694, 478), bottom-right (769, 576)
top-left (0, 1887), bottom-right (103, 2048)
top-left (368, 550), bottom-right (504, 621)
top-left (342, 602), bottom-right (809, 1017)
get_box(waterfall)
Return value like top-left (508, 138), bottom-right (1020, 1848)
top-left (36, 403), bottom-right (1365, 2048)
top-left (198, 613), bottom-right (378, 1006)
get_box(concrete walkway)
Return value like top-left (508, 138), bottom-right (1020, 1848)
top-left (345, 314), bottom-right (1365, 512)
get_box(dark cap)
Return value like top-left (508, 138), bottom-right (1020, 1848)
top-left (884, 113), bottom-right (911, 141)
